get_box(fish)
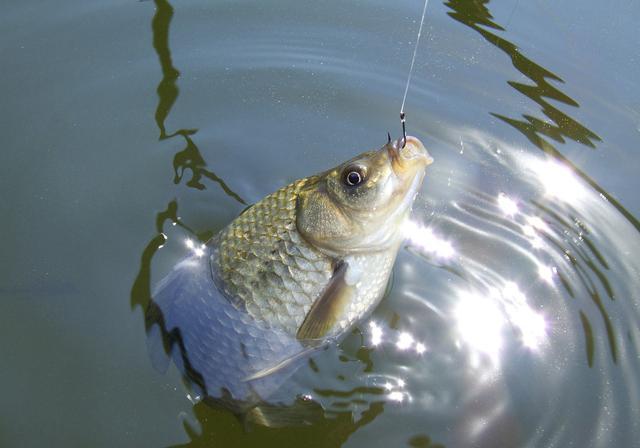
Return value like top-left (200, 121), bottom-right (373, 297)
top-left (147, 136), bottom-right (432, 424)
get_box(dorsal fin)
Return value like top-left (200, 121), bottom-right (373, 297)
top-left (296, 260), bottom-right (353, 340)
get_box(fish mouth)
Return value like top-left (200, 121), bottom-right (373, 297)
top-left (387, 136), bottom-right (433, 174)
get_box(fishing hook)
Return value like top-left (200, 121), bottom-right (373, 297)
top-left (400, 112), bottom-right (407, 148)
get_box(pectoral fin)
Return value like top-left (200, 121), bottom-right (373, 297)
top-left (243, 343), bottom-right (324, 382)
top-left (296, 260), bottom-right (353, 340)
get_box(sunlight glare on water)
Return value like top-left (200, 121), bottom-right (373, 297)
top-left (454, 291), bottom-right (505, 366)
top-left (497, 193), bottom-right (519, 217)
top-left (451, 279), bottom-right (547, 368)
top-left (2, 0), bottom-right (639, 446)
top-left (403, 220), bottom-right (455, 259)
top-left (537, 160), bottom-right (586, 202)
top-left (184, 238), bottom-right (205, 258)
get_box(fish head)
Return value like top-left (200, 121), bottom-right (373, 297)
top-left (296, 136), bottom-right (433, 254)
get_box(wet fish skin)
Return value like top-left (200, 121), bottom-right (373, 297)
top-left (214, 177), bottom-right (332, 336)
top-left (150, 254), bottom-right (315, 402)
top-left (213, 136), bottom-right (432, 339)
top-left (149, 136), bottom-right (432, 409)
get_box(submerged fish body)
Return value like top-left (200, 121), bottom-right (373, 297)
top-left (150, 253), bottom-right (314, 402)
top-left (149, 136), bottom-right (432, 414)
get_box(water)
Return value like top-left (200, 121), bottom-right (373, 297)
top-left (1, 0), bottom-right (639, 446)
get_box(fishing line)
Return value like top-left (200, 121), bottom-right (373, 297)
top-left (399, 0), bottom-right (430, 146)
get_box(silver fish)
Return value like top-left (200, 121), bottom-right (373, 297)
top-left (148, 136), bottom-right (432, 423)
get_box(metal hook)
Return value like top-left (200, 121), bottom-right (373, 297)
top-left (387, 132), bottom-right (391, 144)
top-left (400, 112), bottom-right (407, 148)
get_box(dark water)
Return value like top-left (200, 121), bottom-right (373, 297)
top-left (2, 0), bottom-right (639, 446)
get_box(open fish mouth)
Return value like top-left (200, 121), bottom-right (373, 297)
top-left (388, 136), bottom-right (433, 175)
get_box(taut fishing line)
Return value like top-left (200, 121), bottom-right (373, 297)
top-left (399, 0), bottom-right (430, 146)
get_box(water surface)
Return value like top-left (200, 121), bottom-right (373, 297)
top-left (1, 0), bottom-right (639, 446)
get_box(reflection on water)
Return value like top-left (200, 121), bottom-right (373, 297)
top-left (445, 0), bottom-right (640, 234)
top-left (446, 0), bottom-right (601, 149)
top-left (129, 0), bottom-right (640, 446)
top-left (443, 0), bottom-right (634, 370)
top-left (466, 282), bottom-right (546, 351)
top-left (403, 220), bottom-right (455, 260)
top-left (132, 0), bottom-right (401, 443)
top-left (173, 400), bottom-right (385, 448)
top-left (496, 193), bottom-right (518, 217)
top-left (131, 0), bottom-right (246, 321)
top-left (151, 0), bottom-right (179, 140)
top-left (530, 158), bottom-right (586, 202)
top-left (449, 164), bottom-right (620, 367)
top-left (151, 0), bottom-right (246, 203)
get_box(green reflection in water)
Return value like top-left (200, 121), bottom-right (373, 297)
top-left (171, 401), bottom-right (385, 448)
top-left (532, 200), bottom-right (618, 363)
top-left (445, 0), bottom-right (640, 233)
top-left (579, 310), bottom-right (595, 367)
top-left (132, 0), bottom-right (242, 341)
top-left (408, 434), bottom-right (446, 448)
top-left (172, 131), bottom-right (247, 204)
top-left (151, 0), bottom-right (246, 204)
top-left (131, 199), bottom-right (211, 307)
top-left (132, 0), bottom-right (239, 374)
top-left (131, 0), bottom-right (401, 441)
top-left (445, 0), bottom-right (625, 366)
top-left (446, 0), bottom-right (601, 148)
top-left (152, 0), bottom-right (179, 140)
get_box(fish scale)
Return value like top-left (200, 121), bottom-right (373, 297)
top-left (213, 171), bottom-right (406, 337)
top-left (150, 255), bottom-right (311, 401)
top-left (215, 177), bottom-right (333, 335)
top-left (149, 137), bottom-right (432, 409)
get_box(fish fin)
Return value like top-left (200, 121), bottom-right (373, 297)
top-left (296, 260), bottom-right (353, 340)
top-left (243, 343), bottom-right (324, 382)
top-left (244, 397), bottom-right (324, 428)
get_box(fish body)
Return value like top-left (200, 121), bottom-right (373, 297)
top-left (149, 253), bottom-right (313, 402)
top-left (213, 177), bottom-right (397, 339)
top-left (149, 136), bottom-right (432, 413)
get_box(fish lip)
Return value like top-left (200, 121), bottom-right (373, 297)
top-left (387, 136), bottom-right (433, 171)
top-left (387, 138), bottom-right (402, 160)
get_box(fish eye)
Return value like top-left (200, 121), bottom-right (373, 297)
top-left (343, 166), bottom-right (366, 186)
